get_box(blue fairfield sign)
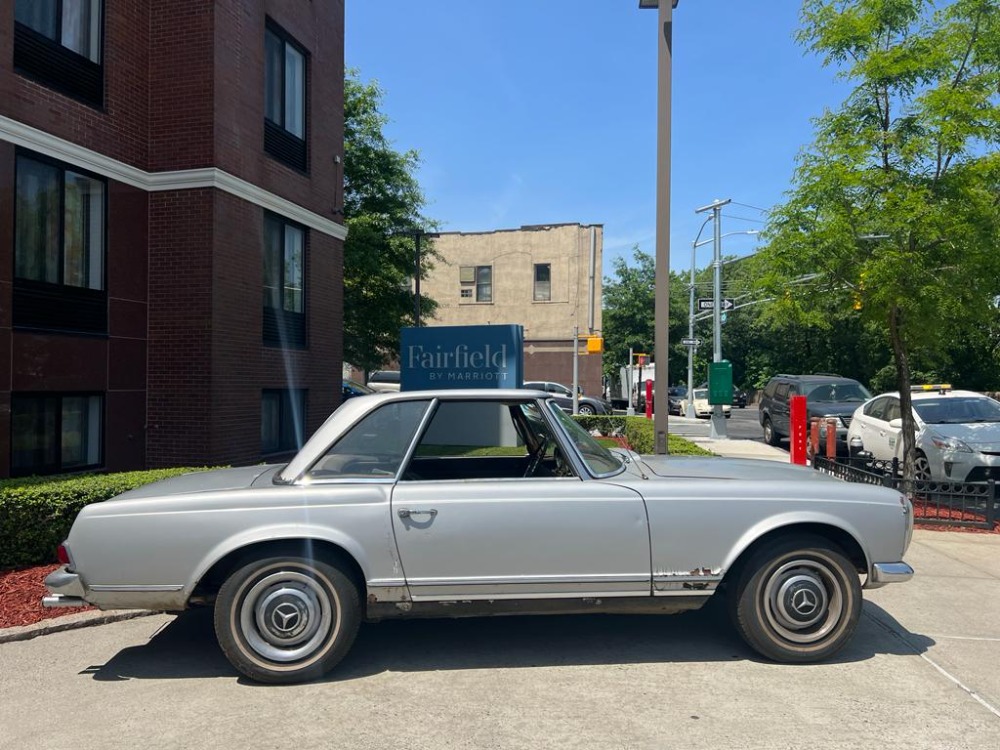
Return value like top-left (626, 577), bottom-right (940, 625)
top-left (401, 325), bottom-right (524, 390)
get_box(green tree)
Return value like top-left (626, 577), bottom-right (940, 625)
top-left (343, 70), bottom-right (437, 373)
top-left (602, 247), bottom-right (689, 390)
top-left (756, 0), bottom-right (1000, 482)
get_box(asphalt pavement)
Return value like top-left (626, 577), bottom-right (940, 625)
top-left (2, 532), bottom-right (998, 749)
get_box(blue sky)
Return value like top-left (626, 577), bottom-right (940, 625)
top-left (345, 1), bottom-right (852, 278)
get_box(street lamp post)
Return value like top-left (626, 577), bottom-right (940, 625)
top-left (687, 227), bottom-right (758, 419)
top-left (695, 199), bottom-right (731, 438)
top-left (638, 0), bottom-right (678, 454)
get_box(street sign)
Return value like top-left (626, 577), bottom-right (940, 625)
top-left (697, 298), bottom-right (735, 311)
top-left (681, 337), bottom-right (702, 347)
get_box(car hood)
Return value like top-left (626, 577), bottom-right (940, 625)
top-left (109, 465), bottom-right (281, 502)
top-left (809, 400), bottom-right (865, 418)
top-left (638, 455), bottom-right (831, 482)
top-left (927, 422), bottom-right (1000, 451)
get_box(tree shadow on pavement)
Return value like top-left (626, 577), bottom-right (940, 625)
top-left (83, 598), bottom-right (933, 684)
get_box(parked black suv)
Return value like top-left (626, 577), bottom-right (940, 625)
top-left (758, 374), bottom-right (872, 450)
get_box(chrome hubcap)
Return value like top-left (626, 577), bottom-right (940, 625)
top-left (239, 570), bottom-right (335, 663)
top-left (763, 558), bottom-right (842, 644)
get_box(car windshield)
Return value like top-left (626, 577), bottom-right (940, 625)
top-left (913, 396), bottom-right (1000, 424)
top-left (345, 379), bottom-right (374, 394)
top-left (804, 382), bottom-right (871, 402)
top-left (693, 389), bottom-right (708, 399)
top-left (546, 401), bottom-right (623, 476)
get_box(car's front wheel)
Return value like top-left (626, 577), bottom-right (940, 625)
top-left (730, 535), bottom-right (862, 663)
top-left (578, 403), bottom-right (596, 416)
top-left (214, 555), bottom-right (360, 683)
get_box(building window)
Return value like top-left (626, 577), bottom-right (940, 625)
top-left (262, 390), bottom-right (306, 455)
top-left (264, 20), bottom-right (308, 172)
top-left (14, 0), bottom-right (103, 105)
top-left (13, 153), bottom-right (107, 334)
top-left (533, 263), bottom-right (551, 302)
top-left (10, 393), bottom-right (103, 476)
top-left (263, 213), bottom-right (307, 348)
top-left (459, 265), bottom-right (492, 302)
top-left (476, 266), bottom-right (493, 302)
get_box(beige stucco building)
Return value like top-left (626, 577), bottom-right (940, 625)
top-left (422, 223), bottom-right (604, 396)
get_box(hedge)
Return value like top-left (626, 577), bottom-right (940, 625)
top-left (0, 468), bottom-right (214, 570)
top-left (571, 415), bottom-right (714, 457)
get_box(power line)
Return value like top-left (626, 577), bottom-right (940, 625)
top-left (730, 201), bottom-right (770, 213)
top-left (722, 213), bottom-right (766, 225)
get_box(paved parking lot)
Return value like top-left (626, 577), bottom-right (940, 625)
top-left (1, 530), bottom-right (997, 749)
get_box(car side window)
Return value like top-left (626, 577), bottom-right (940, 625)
top-left (763, 380), bottom-right (777, 398)
top-left (306, 400), bottom-right (429, 479)
top-left (864, 397), bottom-right (887, 420)
top-left (775, 383), bottom-right (790, 400)
top-left (884, 399), bottom-right (901, 422)
top-left (402, 401), bottom-right (562, 481)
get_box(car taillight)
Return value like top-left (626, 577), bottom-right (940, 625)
top-left (57, 544), bottom-right (71, 565)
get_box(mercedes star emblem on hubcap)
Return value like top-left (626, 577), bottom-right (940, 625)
top-left (791, 588), bottom-right (819, 616)
top-left (271, 602), bottom-right (303, 634)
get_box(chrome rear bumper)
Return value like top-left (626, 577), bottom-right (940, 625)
top-left (42, 566), bottom-right (88, 608)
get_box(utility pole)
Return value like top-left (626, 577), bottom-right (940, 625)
top-left (572, 325), bottom-right (580, 414)
top-left (413, 232), bottom-right (422, 326)
top-left (695, 198), bottom-right (730, 439)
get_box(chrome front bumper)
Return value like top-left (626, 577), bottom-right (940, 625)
top-left (866, 561), bottom-right (915, 589)
top-left (42, 566), bottom-right (89, 608)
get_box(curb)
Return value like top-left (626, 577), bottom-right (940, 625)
top-left (0, 609), bottom-right (160, 644)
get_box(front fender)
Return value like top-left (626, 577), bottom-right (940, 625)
top-left (722, 511), bottom-right (871, 575)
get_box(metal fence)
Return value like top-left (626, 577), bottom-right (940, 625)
top-left (812, 455), bottom-right (999, 530)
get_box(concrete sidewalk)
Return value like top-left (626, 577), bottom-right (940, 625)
top-left (688, 436), bottom-right (790, 462)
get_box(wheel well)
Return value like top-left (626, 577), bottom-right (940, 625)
top-left (190, 539), bottom-right (367, 610)
top-left (723, 523), bottom-right (868, 587)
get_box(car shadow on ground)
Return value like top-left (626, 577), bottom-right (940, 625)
top-left (83, 598), bottom-right (934, 684)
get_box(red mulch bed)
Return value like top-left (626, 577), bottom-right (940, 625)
top-left (911, 498), bottom-right (1000, 534)
top-left (0, 564), bottom-right (92, 630)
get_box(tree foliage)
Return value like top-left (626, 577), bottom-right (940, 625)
top-left (754, 0), bottom-right (1000, 482)
top-left (343, 70), bottom-right (438, 373)
top-left (601, 247), bottom-right (690, 388)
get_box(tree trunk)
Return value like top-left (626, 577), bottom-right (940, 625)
top-left (889, 304), bottom-right (916, 495)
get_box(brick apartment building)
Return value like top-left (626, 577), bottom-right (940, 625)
top-left (421, 224), bottom-right (604, 397)
top-left (0, 1), bottom-right (346, 478)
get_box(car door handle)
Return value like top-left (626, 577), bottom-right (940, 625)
top-left (397, 508), bottom-right (438, 519)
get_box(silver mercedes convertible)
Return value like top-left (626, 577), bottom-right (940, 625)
top-left (44, 389), bottom-right (914, 683)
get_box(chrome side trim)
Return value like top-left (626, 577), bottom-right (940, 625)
top-left (89, 584), bottom-right (185, 592)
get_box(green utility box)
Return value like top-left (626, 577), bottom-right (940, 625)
top-left (708, 361), bottom-right (733, 405)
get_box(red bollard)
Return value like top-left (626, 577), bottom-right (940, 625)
top-left (790, 395), bottom-right (808, 465)
top-left (645, 380), bottom-right (653, 420)
top-left (826, 418), bottom-right (838, 458)
top-left (809, 418), bottom-right (820, 457)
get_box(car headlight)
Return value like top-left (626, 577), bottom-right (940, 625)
top-left (930, 434), bottom-right (973, 452)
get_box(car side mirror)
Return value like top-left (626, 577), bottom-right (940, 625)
top-left (888, 418), bottom-right (903, 429)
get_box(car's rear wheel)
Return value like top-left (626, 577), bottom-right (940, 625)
top-left (578, 404), bottom-right (596, 416)
top-left (762, 416), bottom-right (780, 446)
top-left (730, 535), bottom-right (862, 663)
top-left (914, 452), bottom-right (932, 481)
top-left (214, 555), bottom-right (360, 684)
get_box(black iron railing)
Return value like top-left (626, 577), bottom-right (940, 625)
top-left (813, 455), bottom-right (999, 530)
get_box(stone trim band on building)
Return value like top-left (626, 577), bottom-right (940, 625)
top-left (0, 115), bottom-right (347, 241)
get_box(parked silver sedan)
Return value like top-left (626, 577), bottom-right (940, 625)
top-left (44, 389), bottom-right (914, 683)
